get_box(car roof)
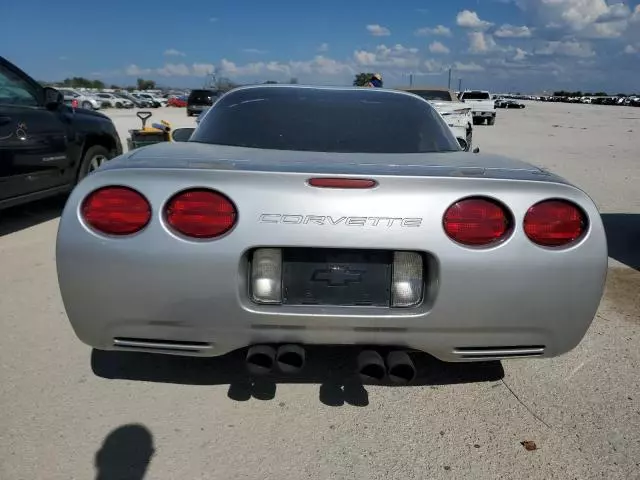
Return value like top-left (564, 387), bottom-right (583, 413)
top-left (395, 86), bottom-right (457, 96)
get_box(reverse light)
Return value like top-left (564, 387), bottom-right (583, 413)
top-left (250, 248), bottom-right (282, 304)
top-left (391, 251), bottom-right (424, 307)
top-left (81, 186), bottom-right (151, 235)
top-left (165, 189), bottom-right (237, 239)
top-left (443, 197), bottom-right (512, 246)
top-left (524, 199), bottom-right (587, 247)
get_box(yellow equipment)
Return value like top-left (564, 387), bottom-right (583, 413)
top-left (126, 111), bottom-right (175, 150)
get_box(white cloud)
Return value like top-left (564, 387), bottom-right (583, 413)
top-left (623, 44), bottom-right (637, 54)
top-left (429, 41), bottom-right (450, 54)
top-left (468, 32), bottom-right (500, 53)
top-left (123, 63), bottom-right (213, 77)
top-left (191, 63), bottom-right (215, 76)
top-left (218, 55), bottom-right (353, 78)
top-left (157, 63), bottom-right (191, 76)
top-left (164, 48), bottom-right (186, 57)
top-left (366, 24), bottom-right (391, 36)
top-left (514, 0), bottom-right (634, 38)
top-left (513, 47), bottom-right (529, 61)
top-left (494, 24), bottom-right (533, 38)
top-left (456, 10), bottom-right (494, 30)
top-left (534, 40), bottom-right (596, 57)
top-left (415, 25), bottom-right (452, 37)
top-left (353, 44), bottom-right (420, 68)
top-left (318, 43), bottom-right (329, 52)
top-left (453, 61), bottom-right (485, 72)
top-left (209, 17), bottom-right (218, 22)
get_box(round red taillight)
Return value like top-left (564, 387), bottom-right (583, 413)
top-left (524, 199), bottom-right (586, 247)
top-left (81, 186), bottom-right (151, 235)
top-left (165, 189), bottom-right (237, 238)
top-left (443, 197), bottom-right (511, 246)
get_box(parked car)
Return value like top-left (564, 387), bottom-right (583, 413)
top-left (398, 86), bottom-right (474, 151)
top-left (113, 92), bottom-right (148, 108)
top-left (459, 90), bottom-right (496, 125)
top-left (0, 55), bottom-right (123, 210)
top-left (135, 93), bottom-right (165, 108)
top-left (130, 93), bottom-right (155, 108)
top-left (95, 92), bottom-right (133, 109)
top-left (187, 89), bottom-right (216, 116)
top-left (167, 95), bottom-right (187, 107)
top-left (56, 85), bottom-right (607, 383)
top-left (497, 99), bottom-right (525, 109)
top-left (57, 88), bottom-right (102, 110)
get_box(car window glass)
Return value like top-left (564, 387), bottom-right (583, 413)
top-left (462, 91), bottom-right (490, 100)
top-left (191, 88), bottom-right (460, 154)
top-left (407, 90), bottom-right (453, 101)
top-left (0, 65), bottom-right (39, 107)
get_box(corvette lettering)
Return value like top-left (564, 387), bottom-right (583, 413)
top-left (259, 214), bottom-right (422, 227)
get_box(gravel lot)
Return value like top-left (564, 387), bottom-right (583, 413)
top-left (1, 103), bottom-right (638, 480)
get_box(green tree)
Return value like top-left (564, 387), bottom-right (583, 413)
top-left (353, 72), bottom-right (374, 87)
top-left (288, 77), bottom-right (299, 84)
top-left (136, 78), bottom-right (156, 90)
top-left (264, 80), bottom-right (278, 84)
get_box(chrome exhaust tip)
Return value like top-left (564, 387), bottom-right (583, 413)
top-left (275, 344), bottom-right (306, 374)
top-left (386, 351), bottom-right (417, 384)
top-left (246, 345), bottom-right (276, 375)
top-left (357, 350), bottom-right (387, 383)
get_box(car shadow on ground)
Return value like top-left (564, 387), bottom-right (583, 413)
top-left (95, 423), bottom-right (154, 480)
top-left (601, 213), bottom-right (639, 270)
top-left (91, 346), bottom-right (504, 407)
top-left (0, 194), bottom-right (68, 237)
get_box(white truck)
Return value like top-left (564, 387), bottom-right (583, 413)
top-left (458, 90), bottom-right (496, 126)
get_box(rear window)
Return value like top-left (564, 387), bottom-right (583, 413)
top-left (406, 90), bottom-right (453, 101)
top-left (188, 89), bottom-right (215, 102)
top-left (462, 91), bottom-right (490, 100)
top-left (190, 87), bottom-right (460, 154)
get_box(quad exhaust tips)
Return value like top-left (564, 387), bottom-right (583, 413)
top-left (275, 344), bottom-right (306, 374)
top-left (357, 350), bottom-right (387, 382)
top-left (246, 345), bottom-right (277, 375)
top-left (246, 344), bottom-right (306, 375)
top-left (385, 351), bottom-right (417, 384)
top-left (357, 350), bottom-right (417, 384)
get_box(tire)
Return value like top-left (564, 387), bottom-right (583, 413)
top-left (115, 102), bottom-right (123, 108)
top-left (472, 117), bottom-right (481, 125)
top-left (487, 116), bottom-right (496, 126)
top-left (77, 145), bottom-right (111, 182)
top-left (82, 101), bottom-right (93, 110)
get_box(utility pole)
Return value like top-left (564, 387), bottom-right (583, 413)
top-left (409, 73), bottom-right (413, 87)
top-left (458, 78), bottom-right (462, 92)
top-left (447, 68), bottom-right (452, 89)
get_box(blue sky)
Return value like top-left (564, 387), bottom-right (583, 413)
top-left (2, 0), bottom-right (639, 92)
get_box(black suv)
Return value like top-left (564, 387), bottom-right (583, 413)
top-left (187, 89), bottom-right (216, 117)
top-left (0, 56), bottom-right (122, 210)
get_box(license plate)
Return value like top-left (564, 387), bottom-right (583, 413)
top-left (282, 248), bottom-right (392, 306)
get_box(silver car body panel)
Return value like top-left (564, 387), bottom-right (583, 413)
top-left (56, 89), bottom-right (608, 363)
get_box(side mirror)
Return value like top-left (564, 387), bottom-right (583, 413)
top-left (457, 137), bottom-right (469, 151)
top-left (172, 127), bottom-right (195, 142)
top-left (44, 87), bottom-right (63, 110)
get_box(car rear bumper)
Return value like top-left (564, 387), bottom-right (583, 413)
top-left (56, 168), bottom-right (608, 363)
top-left (472, 110), bottom-right (496, 118)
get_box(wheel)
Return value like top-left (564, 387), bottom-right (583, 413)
top-left (82, 101), bottom-right (93, 109)
top-left (77, 145), bottom-right (111, 182)
top-left (116, 102), bottom-right (123, 108)
top-left (473, 117), bottom-right (481, 125)
top-left (487, 116), bottom-right (496, 126)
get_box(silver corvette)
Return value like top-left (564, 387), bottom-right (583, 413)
top-left (56, 85), bottom-right (608, 382)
